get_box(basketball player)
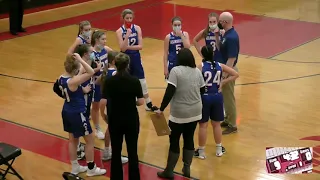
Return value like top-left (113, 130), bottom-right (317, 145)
top-left (68, 21), bottom-right (92, 55)
top-left (116, 9), bottom-right (158, 111)
top-left (59, 53), bottom-right (106, 176)
top-left (193, 12), bottom-right (226, 117)
top-left (98, 51), bottom-right (129, 163)
top-left (163, 16), bottom-right (190, 78)
top-left (193, 13), bottom-right (224, 61)
top-left (194, 45), bottom-right (238, 159)
top-left (74, 44), bottom-right (102, 160)
top-left (90, 30), bottom-right (113, 140)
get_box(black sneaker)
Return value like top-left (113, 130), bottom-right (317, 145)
top-left (77, 150), bottom-right (85, 160)
top-left (222, 127), bottom-right (238, 135)
top-left (146, 102), bottom-right (159, 112)
top-left (220, 121), bottom-right (229, 128)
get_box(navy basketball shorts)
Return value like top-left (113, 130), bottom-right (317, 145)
top-left (200, 93), bottom-right (224, 123)
top-left (92, 85), bottom-right (101, 102)
top-left (128, 53), bottom-right (145, 79)
top-left (62, 111), bottom-right (93, 138)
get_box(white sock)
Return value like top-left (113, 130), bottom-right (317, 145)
top-left (145, 97), bottom-right (151, 104)
top-left (104, 146), bottom-right (111, 152)
top-left (216, 143), bottom-right (222, 147)
top-left (199, 146), bottom-right (205, 150)
top-left (71, 160), bottom-right (79, 167)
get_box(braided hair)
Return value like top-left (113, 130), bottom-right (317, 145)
top-left (201, 45), bottom-right (216, 71)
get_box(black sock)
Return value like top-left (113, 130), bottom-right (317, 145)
top-left (87, 161), bottom-right (95, 170)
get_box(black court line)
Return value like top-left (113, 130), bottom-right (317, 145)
top-left (0, 73), bottom-right (319, 89)
top-left (0, 117), bottom-right (199, 180)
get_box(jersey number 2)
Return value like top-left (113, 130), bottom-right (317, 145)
top-left (128, 38), bottom-right (136, 46)
top-left (204, 70), bottom-right (221, 86)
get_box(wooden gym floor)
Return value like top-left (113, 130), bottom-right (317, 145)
top-left (0, 0), bottom-right (320, 179)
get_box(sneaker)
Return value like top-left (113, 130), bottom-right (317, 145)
top-left (86, 165), bottom-right (107, 177)
top-left (220, 121), bottom-right (229, 128)
top-left (77, 150), bottom-right (85, 160)
top-left (101, 150), bottom-right (111, 161)
top-left (71, 165), bottom-right (87, 175)
top-left (222, 126), bottom-right (238, 135)
top-left (145, 102), bottom-right (159, 112)
top-left (95, 129), bottom-right (105, 140)
top-left (121, 156), bottom-right (129, 164)
top-left (216, 146), bottom-right (226, 157)
top-left (194, 149), bottom-right (206, 159)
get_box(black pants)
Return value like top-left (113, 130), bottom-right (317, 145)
top-left (109, 118), bottom-right (140, 180)
top-left (168, 120), bottom-right (198, 153)
top-left (9, 0), bottom-right (24, 32)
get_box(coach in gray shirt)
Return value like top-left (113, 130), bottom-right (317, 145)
top-left (156, 48), bottom-right (205, 179)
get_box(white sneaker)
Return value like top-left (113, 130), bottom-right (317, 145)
top-left (121, 156), bottom-right (129, 164)
top-left (71, 165), bottom-right (87, 175)
top-left (194, 149), bottom-right (206, 159)
top-left (86, 165), bottom-right (107, 177)
top-left (216, 146), bottom-right (226, 157)
top-left (95, 129), bottom-right (105, 140)
top-left (101, 150), bottom-right (111, 161)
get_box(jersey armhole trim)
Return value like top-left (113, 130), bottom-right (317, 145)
top-left (167, 81), bottom-right (176, 87)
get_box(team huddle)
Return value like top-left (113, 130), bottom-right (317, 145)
top-left (53, 8), bottom-right (239, 178)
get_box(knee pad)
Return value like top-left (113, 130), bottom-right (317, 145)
top-left (139, 78), bottom-right (148, 95)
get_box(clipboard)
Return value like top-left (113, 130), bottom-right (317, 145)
top-left (150, 114), bottom-right (171, 136)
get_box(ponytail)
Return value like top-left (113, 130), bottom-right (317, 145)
top-left (91, 30), bottom-right (105, 46)
top-left (201, 45), bottom-right (216, 71)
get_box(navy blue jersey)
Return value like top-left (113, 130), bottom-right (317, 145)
top-left (168, 32), bottom-right (184, 64)
top-left (202, 61), bottom-right (222, 94)
top-left (205, 31), bottom-right (222, 61)
top-left (121, 25), bottom-right (139, 54)
top-left (92, 48), bottom-right (108, 77)
top-left (59, 76), bottom-right (86, 113)
top-left (78, 35), bottom-right (88, 44)
top-left (107, 68), bottom-right (116, 77)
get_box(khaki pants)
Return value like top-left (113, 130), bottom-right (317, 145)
top-left (222, 66), bottom-right (238, 127)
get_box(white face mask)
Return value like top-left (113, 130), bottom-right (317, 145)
top-left (82, 30), bottom-right (91, 38)
top-left (173, 25), bottom-right (181, 32)
top-left (209, 24), bottom-right (217, 30)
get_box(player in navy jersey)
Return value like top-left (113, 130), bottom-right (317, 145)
top-left (58, 53), bottom-right (106, 176)
top-left (90, 30), bottom-right (113, 140)
top-left (68, 21), bottom-right (92, 55)
top-left (116, 9), bottom-right (158, 112)
top-left (193, 12), bottom-right (224, 63)
top-left (163, 16), bottom-right (190, 78)
top-left (194, 45), bottom-right (238, 159)
top-left (73, 44), bottom-right (102, 160)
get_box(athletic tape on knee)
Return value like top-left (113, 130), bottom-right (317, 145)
top-left (139, 78), bottom-right (148, 95)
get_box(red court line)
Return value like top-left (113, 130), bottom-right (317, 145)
top-left (0, 120), bottom-right (193, 180)
top-left (0, 0), bottom-right (94, 19)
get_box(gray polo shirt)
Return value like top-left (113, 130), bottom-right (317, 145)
top-left (167, 66), bottom-right (205, 124)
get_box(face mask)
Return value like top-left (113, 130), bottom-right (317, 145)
top-left (82, 30), bottom-right (91, 38)
top-left (173, 25), bottom-right (181, 32)
top-left (218, 22), bottom-right (223, 29)
top-left (209, 24), bottom-right (217, 30)
top-left (90, 52), bottom-right (96, 61)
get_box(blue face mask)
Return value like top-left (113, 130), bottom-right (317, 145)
top-left (90, 52), bottom-right (96, 61)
